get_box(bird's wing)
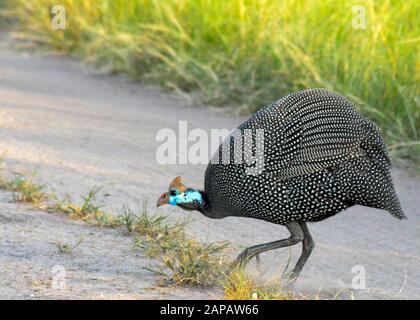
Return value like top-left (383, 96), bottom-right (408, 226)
top-left (256, 89), bottom-right (369, 179)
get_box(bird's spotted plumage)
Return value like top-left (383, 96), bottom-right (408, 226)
top-left (204, 88), bottom-right (405, 221)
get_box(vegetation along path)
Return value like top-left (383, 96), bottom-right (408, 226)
top-left (0, 36), bottom-right (419, 299)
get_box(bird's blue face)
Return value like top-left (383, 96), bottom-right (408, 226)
top-left (168, 188), bottom-right (179, 206)
top-left (168, 188), bottom-right (203, 206)
top-left (156, 176), bottom-right (203, 209)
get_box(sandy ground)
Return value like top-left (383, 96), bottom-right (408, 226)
top-left (0, 34), bottom-right (419, 299)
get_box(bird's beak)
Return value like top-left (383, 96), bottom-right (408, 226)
top-left (156, 193), bottom-right (169, 207)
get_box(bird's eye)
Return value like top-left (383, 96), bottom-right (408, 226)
top-left (169, 190), bottom-right (177, 196)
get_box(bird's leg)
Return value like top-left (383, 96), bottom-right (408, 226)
top-left (232, 221), bottom-right (304, 269)
top-left (286, 222), bottom-right (315, 281)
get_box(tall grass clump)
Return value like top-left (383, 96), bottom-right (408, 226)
top-left (127, 204), bottom-right (230, 287)
top-left (5, 0), bottom-right (420, 165)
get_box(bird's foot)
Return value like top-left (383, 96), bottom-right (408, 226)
top-left (283, 270), bottom-right (299, 283)
top-left (231, 249), bottom-right (253, 270)
top-left (231, 256), bottom-right (248, 269)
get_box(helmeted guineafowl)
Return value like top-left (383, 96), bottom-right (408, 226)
top-left (157, 88), bottom-right (406, 279)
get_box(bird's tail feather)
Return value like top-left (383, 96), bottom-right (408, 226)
top-left (359, 119), bottom-right (406, 219)
top-left (386, 188), bottom-right (407, 220)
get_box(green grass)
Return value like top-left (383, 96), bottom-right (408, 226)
top-left (0, 172), bottom-right (47, 205)
top-left (51, 186), bottom-right (122, 227)
top-left (128, 203), bottom-right (189, 257)
top-left (54, 238), bottom-right (84, 254)
top-left (3, 0), bottom-right (420, 165)
top-left (127, 204), bottom-right (230, 287)
top-left (150, 239), bottom-right (230, 287)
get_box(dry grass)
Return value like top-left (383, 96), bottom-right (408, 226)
top-left (51, 186), bottom-right (121, 227)
top-left (128, 204), bottom-right (230, 287)
top-left (0, 172), bottom-right (47, 205)
top-left (153, 239), bottom-right (230, 287)
top-left (223, 267), bottom-right (296, 300)
top-left (54, 238), bottom-right (84, 254)
top-left (122, 203), bottom-right (188, 258)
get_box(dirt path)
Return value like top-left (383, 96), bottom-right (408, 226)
top-left (0, 35), bottom-right (419, 299)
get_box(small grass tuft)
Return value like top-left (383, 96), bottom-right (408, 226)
top-left (156, 239), bottom-right (230, 287)
top-left (135, 203), bottom-right (187, 238)
top-left (120, 205), bottom-right (137, 233)
top-left (52, 186), bottom-right (121, 227)
top-left (0, 155), bottom-right (8, 189)
top-left (5, 172), bottom-right (47, 205)
top-left (130, 203), bottom-right (188, 257)
top-left (127, 204), bottom-right (230, 286)
top-left (223, 267), bottom-right (295, 300)
top-left (54, 238), bottom-right (84, 254)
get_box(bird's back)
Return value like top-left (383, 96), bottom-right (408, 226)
top-left (205, 89), bottom-right (405, 221)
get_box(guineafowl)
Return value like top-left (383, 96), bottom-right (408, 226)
top-left (157, 88), bottom-right (406, 279)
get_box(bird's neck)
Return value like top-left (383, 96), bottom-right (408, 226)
top-left (177, 189), bottom-right (221, 219)
top-left (197, 190), bottom-right (228, 219)
top-left (196, 190), bottom-right (212, 216)
top-left (176, 189), bottom-right (211, 215)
